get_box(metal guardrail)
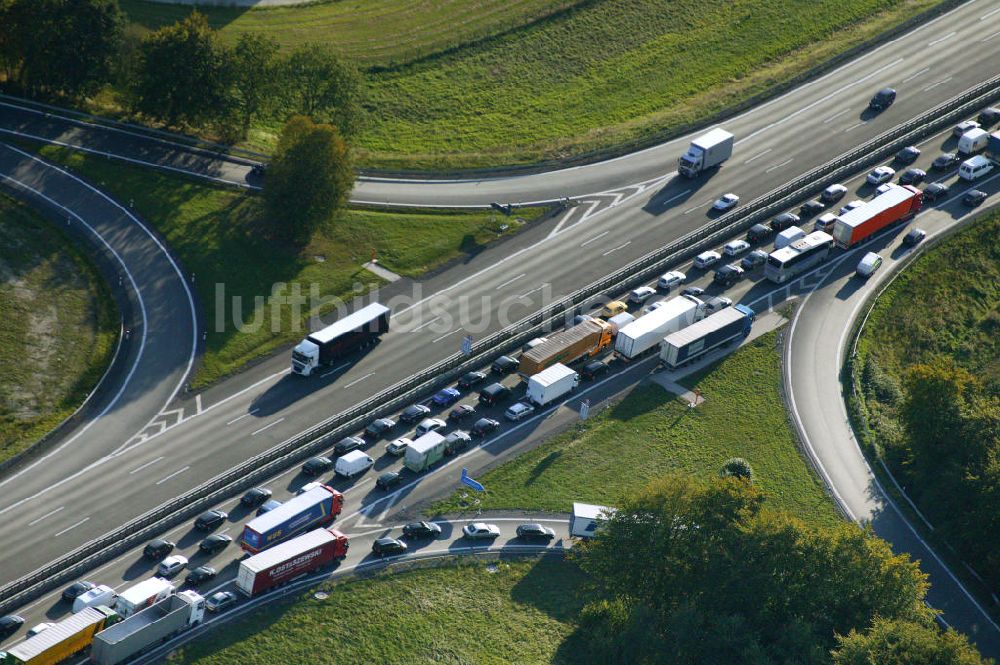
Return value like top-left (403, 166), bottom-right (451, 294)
top-left (1, 75), bottom-right (999, 615)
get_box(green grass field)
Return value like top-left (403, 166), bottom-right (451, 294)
top-left (33, 145), bottom-right (544, 387)
top-left (435, 331), bottom-right (840, 529)
top-left (0, 194), bottom-right (118, 464)
top-left (166, 558), bottom-right (587, 665)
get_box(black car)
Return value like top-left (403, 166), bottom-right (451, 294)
top-left (516, 523), bottom-right (556, 540)
top-left (713, 265), bottom-right (743, 287)
top-left (746, 223), bottom-right (773, 243)
top-left (769, 212), bottom-right (800, 232)
top-left (448, 404), bottom-right (476, 422)
top-left (365, 418), bottom-right (396, 438)
top-left (376, 471), bottom-right (402, 490)
top-left (62, 581), bottom-right (95, 602)
top-left (581, 360), bottom-right (609, 380)
top-left (963, 189), bottom-right (987, 207)
top-left (478, 383), bottom-right (511, 407)
top-left (471, 417), bottom-right (500, 438)
top-left (491, 355), bottom-right (519, 375)
top-left (978, 107), bottom-right (1000, 127)
top-left (898, 168), bottom-right (926, 186)
top-left (195, 509), bottom-right (228, 531)
top-left (444, 430), bottom-right (472, 455)
top-left (931, 152), bottom-right (960, 170)
top-left (902, 228), bottom-right (927, 246)
top-left (457, 371), bottom-right (487, 390)
top-left (400, 404), bottom-right (431, 424)
top-left (403, 521), bottom-right (443, 538)
top-left (185, 565), bottom-right (217, 586)
top-left (372, 537), bottom-right (408, 557)
top-left (894, 146), bottom-right (920, 164)
top-left (681, 286), bottom-right (704, 298)
top-left (302, 456), bottom-right (334, 476)
top-left (250, 163), bottom-right (267, 177)
top-left (922, 182), bottom-right (949, 203)
top-left (741, 249), bottom-right (769, 271)
top-left (143, 538), bottom-right (175, 560)
top-left (799, 200), bottom-right (825, 217)
top-left (334, 436), bottom-right (365, 456)
top-left (0, 615), bottom-right (24, 639)
top-left (240, 487), bottom-right (272, 508)
top-left (199, 533), bottom-right (233, 554)
top-left (868, 87), bottom-right (896, 112)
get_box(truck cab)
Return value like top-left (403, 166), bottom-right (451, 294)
top-left (291, 339), bottom-right (321, 376)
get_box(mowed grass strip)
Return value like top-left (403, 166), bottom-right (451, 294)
top-left (0, 195), bottom-right (117, 463)
top-left (166, 558), bottom-right (586, 665)
top-left (435, 331), bottom-right (840, 528)
top-left (33, 145), bottom-right (544, 388)
top-left (359, 0), bottom-right (942, 168)
top-left (119, 0), bottom-right (579, 66)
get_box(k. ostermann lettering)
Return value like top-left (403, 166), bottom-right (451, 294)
top-left (269, 549), bottom-right (322, 578)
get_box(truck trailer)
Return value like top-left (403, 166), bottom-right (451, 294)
top-left (518, 320), bottom-right (613, 376)
top-left (240, 485), bottom-right (344, 553)
top-left (525, 364), bottom-right (580, 407)
top-left (115, 578), bottom-right (174, 619)
top-left (90, 591), bottom-right (204, 665)
top-left (832, 186), bottom-right (921, 249)
top-left (614, 296), bottom-right (700, 360)
top-left (659, 305), bottom-right (755, 369)
top-left (236, 528), bottom-right (350, 597)
top-left (0, 606), bottom-right (118, 665)
top-left (291, 303), bottom-right (390, 376)
top-left (987, 131), bottom-right (1000, 160)
top-left (404, 431), bottom-right (447, 473)
top-left (678, 128), bottom-right (734, 177)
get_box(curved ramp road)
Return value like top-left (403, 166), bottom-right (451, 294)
top-left (786, 192), bottom-right (1000, 654)
top-left (0, 143), bottom-right (198, 496)
top-left (0, 1), bottom-right (997, 207)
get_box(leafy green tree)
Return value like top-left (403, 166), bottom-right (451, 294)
top-left (224, 33), bottom-right (279, 139)
top-left (130, 11), bottom-right (228, 127)
top-left (264, 116), bottom-right (354, 244)
top-left (901, 361), bottom-right (977, 468)
top-left (719, 457), bottom-right (754, 483)
top-left (832, 617), bottom-right (990, 664)
top-left (280, 44), bottom-right (363, 135)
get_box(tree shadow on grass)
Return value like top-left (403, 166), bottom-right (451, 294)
top-left (525, 450), bottom-right (562, 485)
top-left (508, 555), bottom-right (590, 622)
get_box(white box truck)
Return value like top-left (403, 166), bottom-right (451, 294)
top-left (678, 128), bottom-right (734, 177)
top-left (334, 450), bottom-right (374, 478)
top-left (115, 577), bottom-right (174, 618)
top-left (526, 364), bottom-right (580, 407)
top-left (957, 127), bottom-right (989, 155)
top-left (614, 296), bottom-right (699, 360)
top-left (404, 431), bottom-right (447, 473)
top-left (570, 502), bottom-right (615, 539)
top-left (91, 591), bottom-right (204, 665)
top-left (72, 584), bottom-right (117, 613)
top-left (774, 226), bottom-right (805, 249)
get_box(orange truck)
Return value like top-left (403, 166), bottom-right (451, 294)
top-left (0, 606), bottom-right (119, 665)
top-left (518, 320), bottom-right (613, 376)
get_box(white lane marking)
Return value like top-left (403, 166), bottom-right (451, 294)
top-left (743, 148), bottom-right (773, 163)
top-left (28, 506), bottom-right (64, 527)
top-left (927, 31), bottom-right (956, 46)
top-left (432, 329), bottom-right (461, 343)
top-left (683, 199), bottom-right (712, 215)
top-left (981, 6), bottom-right (1000, 20)
top-left (657, 189), bottom-right (692, 207)
top-left (765, 158), bottom-right (794, 173)
top-left (821, 109), bottom-right (850, 124)
top-left (517, 283), bottom-right (549, 299)
top-left (843, 122), bottom-right (865, 132)
top-left (195, 395), bottom-right (203, 414)
top-left (54, 517), bottom-right (90, 537)
top-left (129, 456), bottom-right (164, 474)
top-left (155, 466), bottom-right (190, 486)
top-left (901, 67), bottom-right (929, 83)
top-left (579, 230), bottom-right (609, 247)
top-left (494, 273), bottom-right (525, 290)
top-left (251, 418), bottom-right (286, 436)
top-left (320, 362), bottom-right (351, 378)
top-left (226, 410), bottom-right (259, 426)
top-left (602, 240), bottom-right (631, 256)
top-left (982, 29), bottom-right (1000, 41)
top-left (922, 76), bottom-right (953, 92)
top-left (577, 199), bottom-right (602, 223)
top-left (410, 316), bottom-right (441, 332)
top-left (342, 373), bottom-right (374, 389)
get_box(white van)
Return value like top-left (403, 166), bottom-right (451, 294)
top-left (335, 450), bottom-right (374, 478)
top-left (957, 128), bottom-right (989, 155)
top-left (856, 252), bottom-right (883, 279)
top-left (774, 227), bottom-right (805, 250)
top-left (72, 584), bottom-right (117, 613)
top-left (958, 155), bottom-right (994, 181)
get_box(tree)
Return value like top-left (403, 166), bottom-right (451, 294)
top-left (264, 116), bottom-right (354, 244)
top-left (832, 617), bottom-right (990, 665)
top-left (900, 360), bottom-right (977, 469)
top-left (130, 12), bottom-right (228, 127)
top-left (279, 44), bottom-right (363, 135)
top-left (224, 33), bottom-right (279, 139)
top-left (719, 457), bottom-right (754, 483)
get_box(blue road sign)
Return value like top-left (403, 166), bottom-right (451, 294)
top-left (461, 468), bottom-right (485, 492)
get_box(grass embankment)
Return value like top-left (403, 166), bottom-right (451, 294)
top-left (0, 194), bottom-right (117, 464)
top-left (34, 145), bottom-right (544, 387)
top-left (119, 0), bottom-right (942, 168)
top-left (436, 331), bottom-right (840, 529)
top-left (167, 558), bottom-right (586, 665)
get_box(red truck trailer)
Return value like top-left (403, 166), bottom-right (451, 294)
top-left (235, 528), bottom-right (349, 596)
top-left (832, 185), bottom-right (921, 248)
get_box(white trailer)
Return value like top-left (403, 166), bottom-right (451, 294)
top-left (115, 577), bottom-right (174, 618)
top-left (526, 364), bottom-right (579, 407)
top-left (614, 296), bottom-right (699, 359)
top-left (570, 502), bottom-right (615, 539)
top-left (678, 128), bottom-right (734, 177)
